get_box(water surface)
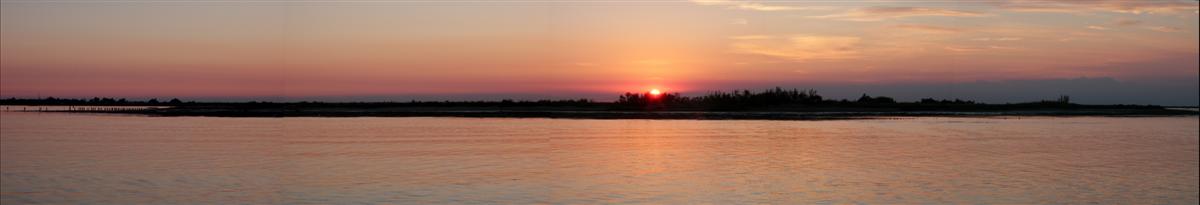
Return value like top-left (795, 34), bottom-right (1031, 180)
top-left (2, 110), bottom-right (1197, 204)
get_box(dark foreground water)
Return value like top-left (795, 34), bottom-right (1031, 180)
top-left (1, 110), bottom-right (1197, 204)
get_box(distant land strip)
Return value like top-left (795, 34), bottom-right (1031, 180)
top-left (4, 87), bottom-right (1197, 120)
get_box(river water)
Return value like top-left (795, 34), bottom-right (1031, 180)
top-left (1, 110), bottom-right (1197, 204)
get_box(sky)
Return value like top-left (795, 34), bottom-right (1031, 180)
top-left (2, 0), bottom-right (1198, 105)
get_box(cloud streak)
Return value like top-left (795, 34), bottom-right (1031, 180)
top-left (1000, 0), bottom-right (1199, 15)
top-left (729, 35), bottom-right (774, 40)
top-left (810, 7), bottom-right (987, 21)
top-left (1147, 26), bottom-right (1182, 33)
top-left (891, 24), bottom-right (967, 33)
top-left (972, 37), bottom-right (1022, 41)
top-left (690, 0), bottom-right (819, 11)
top-left (731, 35), bottom-right (861, 61)
top-left (944, 45), bottom-right (1019, 52)
top-left (1112, 18), bottom-right (1143, 26)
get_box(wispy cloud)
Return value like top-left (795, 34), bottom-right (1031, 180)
top-left (1112, 18), bottom-right (1143, 26)
top-left (1000, 0), bottom-right (1199, 15)
top-left (972, 37), bottom-right (1023, 41)
top-left (944, 45), bottom-right (1020, 52)
top-left (690, 0), bottom-right (820, 11)
top-left (1146, 26), bottom-right (1182, 33)
top-left (891, 24), bottom-right (967, 33)
top-left (729, 35), bottom-right (774, 40)
top-left (944, 46), bottom-right (986, 52)
top-left (810, 7), bottom-right (987, 21)
top-left (1087, 25), bottom-right (1110, 30)
top-left (1001, 4), bottom-right (1081, 13)
top-left (731, 35), bottom-right (861, 61)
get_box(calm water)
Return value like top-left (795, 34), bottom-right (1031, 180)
top-left (2, 110), bottom-right (1197, 204)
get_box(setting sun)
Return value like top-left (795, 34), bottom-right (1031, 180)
top-left (649, 89), bottom-right (662, 96)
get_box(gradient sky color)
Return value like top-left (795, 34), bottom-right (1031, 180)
top-left (2, 0), bottom-right (1198, 105)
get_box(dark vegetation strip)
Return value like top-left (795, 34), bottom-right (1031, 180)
top-left (4, 87), bottom-right (1195, 119)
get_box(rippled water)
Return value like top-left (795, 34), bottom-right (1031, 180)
top-left (2, 110), bottom-right (1197, 204)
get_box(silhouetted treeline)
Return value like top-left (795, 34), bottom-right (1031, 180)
top-left (617, 87), bottom-right (826, 109)
top-left (0, 97), bottom-right (599, 109)
top-left (606, 87), bottom-right (1164, 111)
top-left (2, 88), bottom-right (1165, 112)
top-left (254, 99), bottom-right (601, 109)
top-left (614, 87), bottom-right (986, 110)
top-left (407, 99), bottom-right (594, 107)
top-left (1, 97), bottom-right (185, 105)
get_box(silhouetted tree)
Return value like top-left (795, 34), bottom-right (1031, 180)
top-left (856, 94), bottom-right (895, 104)
top-left (1057, 95), bottom-right (1071, 104)
top-left (857, 94), bottom-right (873, 103)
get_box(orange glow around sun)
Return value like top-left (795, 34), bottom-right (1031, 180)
top-left (649, 89), bottom-right (662, 95)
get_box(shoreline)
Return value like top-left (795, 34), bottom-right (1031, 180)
top-left (30, 107), bottom-right (1200, 120)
